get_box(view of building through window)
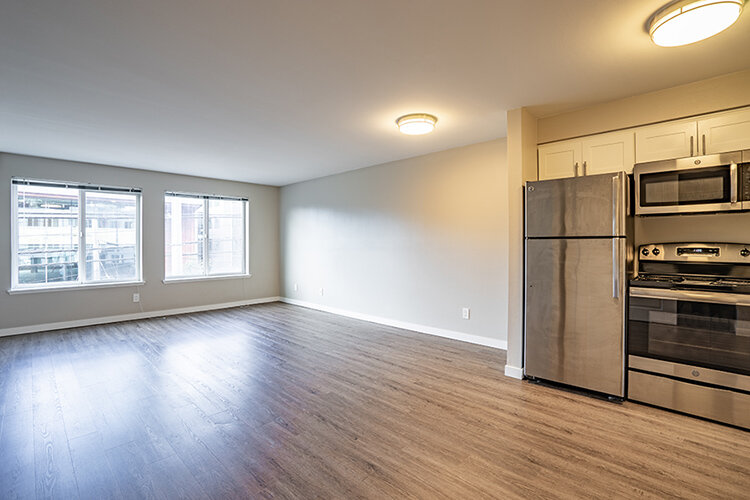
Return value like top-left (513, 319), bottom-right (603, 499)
top-left (14, 182), bottom-right (140, 287)
top-left (13, 182), bottom-right (244, 288)
top-left (16, 185), bottom-right (80, 285)
top-left (165, 195), bottom-right (205, 277)
top-left (165, 194), bottom-right (246, 278)
top-left (85, 192), bottom-right (138, 282)
top-left (208, 199), bottom-right (246, 275)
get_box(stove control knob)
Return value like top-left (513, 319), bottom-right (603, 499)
top-left (652, 248), bottom-right (660, 256)
top-left (741, 248), bottom-right (750, 257)
top-left (641, 248), bottom-right (650, 256)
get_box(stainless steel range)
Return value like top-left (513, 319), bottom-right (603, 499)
top-left (628, 242), bottom-right (750, 429)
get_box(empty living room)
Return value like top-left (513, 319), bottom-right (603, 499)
top-left (1, 1), bottom-right (749, 498)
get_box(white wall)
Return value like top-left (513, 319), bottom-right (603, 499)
top-left (280, 139), bottom-right (509, 346)
top-left (504, 109), bottom-right (537, 377)
top-left (0, 153), bottom-right (280, 334)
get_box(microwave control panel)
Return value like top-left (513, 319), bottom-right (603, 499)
top-left (742, 163), bottom-right (750, 202)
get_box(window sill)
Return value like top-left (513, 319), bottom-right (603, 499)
top-left (162, 274), bottom-right (252, 284)
top-left (8, 280), bottom-right (145, 295)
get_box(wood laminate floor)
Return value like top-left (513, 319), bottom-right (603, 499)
top-left (1, 302), bottom-right (748, 499)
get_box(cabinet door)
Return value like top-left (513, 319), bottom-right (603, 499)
top-left (538, 140), bottom-right (581, 180)
top-left (582, 130), bottom-right (635, 175)
top-left (635, 120), bottom-right (697, 163)
top-left (698, 107), bottom-right (750, 155)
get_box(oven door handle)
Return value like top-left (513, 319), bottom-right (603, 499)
top-left (630, 287), bottom-right (750, 306)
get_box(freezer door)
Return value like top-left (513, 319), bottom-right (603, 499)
top-left (526, 171), bottom-right (627, 238)
top-left (525, 237), bottom-right (626, 396)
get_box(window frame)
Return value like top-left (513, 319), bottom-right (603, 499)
top-left (163, 191), bottom-right (249, 282)
top-left (10, 178), bottom-right (143, 292)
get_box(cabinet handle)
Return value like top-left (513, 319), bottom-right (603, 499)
top-left (702, 134), bottom-right (706, 155)
top-left (574, 162), bottom-right (579, 177)
top-left (583, 161), bottom-right (587, 176)
top-left (690, 135), bottom-right (694, 156)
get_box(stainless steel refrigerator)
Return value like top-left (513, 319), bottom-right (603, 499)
top-left (524, 171), bottom-right (631, 397)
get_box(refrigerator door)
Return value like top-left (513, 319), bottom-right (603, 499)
top-left (526, 171), bottom-right (627, 238)
top-left (525, 237), bottom-right (626, 396)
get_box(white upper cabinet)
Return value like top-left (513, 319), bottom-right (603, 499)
top-left (538, 131), bottom-right (633, 180)
top-left (538, 140), bottom-right (581, 180)
top-left (581, 130), bottom-right (635, 176)
top-left (538, 106), bottom-right (750, 179)
top-left (635, 119), bottom-right (697, 163)
top-left (698, 107), bottom-right (750, 155)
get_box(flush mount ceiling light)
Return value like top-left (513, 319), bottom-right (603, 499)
top-left (396, 113), bottom-right (438, 135)
top-left (649, 0), bottom-right (744, 47)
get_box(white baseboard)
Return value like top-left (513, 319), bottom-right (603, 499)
top-left (504, 364), bottom-right (524, 380)
top-left (0, 296), bottom-right (282, 338)
top-left (281, 297), bottom-right (507, 350)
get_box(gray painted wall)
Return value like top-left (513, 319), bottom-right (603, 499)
top-left (280, 139), bottom-right (509, 344)
top-left (0, 153), bottom-right (280, 331)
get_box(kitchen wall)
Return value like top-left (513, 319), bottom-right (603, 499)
top-left (504, 109), bottom-right (537, 377)
top-left (537, 68), bottom-right (750, 249)
top-left (0, 153), bottom-right (280, 334)
top-left (635, 212), bottom-right (750, 247)
top-left (538, 68), bottom-right (750, 143)
top-left (504, 68), bottom-right (750, 377)
top-left (280, 139), bottom-right (509, 347)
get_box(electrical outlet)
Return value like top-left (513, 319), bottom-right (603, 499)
top-left (462, 307), bottom-right (470, 320)
top-left (294, 283), bottom-right (299, 292)
top-left (320, 287), bottom-right (324, 296)
top-left (133, 293), bottom-right (140, 303)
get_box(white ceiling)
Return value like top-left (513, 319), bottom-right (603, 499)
top-left (1, 1), bottom-right (749, 186)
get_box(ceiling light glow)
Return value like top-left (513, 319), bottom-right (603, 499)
top-left (649, 0), bottom-right (744, 47)
top-left (396, 113), bottom-right (438, 135)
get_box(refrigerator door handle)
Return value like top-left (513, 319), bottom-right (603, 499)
top-left (611, 175), bottom-right (619, 235)
top-left (613, 239), bottom-right (619, 299)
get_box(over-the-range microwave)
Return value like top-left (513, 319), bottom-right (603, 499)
top-left (634, 150), bottom-right (750, 215)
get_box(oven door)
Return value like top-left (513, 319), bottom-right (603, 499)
top-left (634, 152), bottom-right (742, 215)
top-left (628, 287), bottom-right (750, 378)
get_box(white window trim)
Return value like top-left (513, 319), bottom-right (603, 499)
top-left (164, 193), bottom-right (249, 281)
top-left (162, 273), bottom-right (251, 284)
top-left (7, 280), bottom-right (146, 295)
top-left (10, 182), bottom-right (19, 289)
top-left (10, 180), bottom-right (143, 292)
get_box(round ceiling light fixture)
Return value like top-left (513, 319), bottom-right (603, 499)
top-left (649, 0), bottom-right (744, 47)
top-left (396, 113), bottom-right (438, 135)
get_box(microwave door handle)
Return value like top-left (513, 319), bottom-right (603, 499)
top-left (731, 162), bottom-right (738, 204)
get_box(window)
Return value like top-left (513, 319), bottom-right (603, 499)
top-left (164, 192), bottom-right (248, 279)
top-left (11, 179), bottom-right (142, 290)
